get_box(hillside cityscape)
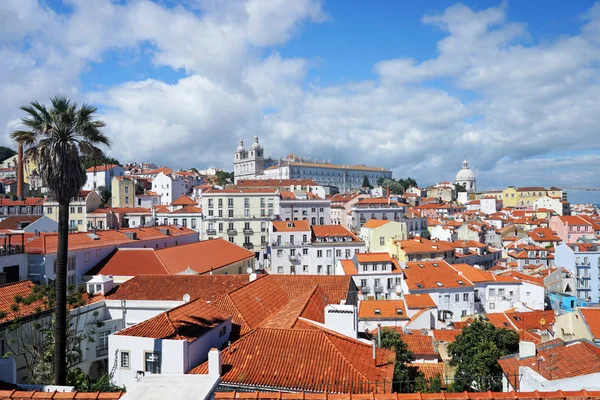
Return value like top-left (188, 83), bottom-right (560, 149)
top-left (0, 1), bottom-right (599, 400)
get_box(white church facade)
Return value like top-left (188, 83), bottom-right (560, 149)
top-left (233, 137), bottom-right (392, 192)
top-left (455, 159), bottom-right (476, 193)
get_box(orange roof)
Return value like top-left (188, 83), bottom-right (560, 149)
top-left (260, 286), bottom-right (327, 329)
top-left (407, 363), bottom-right (444, 382)
top-left (403, 293), bottom-right (436, 309)
top-left (528, 227), bottom-right (561, 242)
top-left (236, 179), bottom-right (318, 188)
top-left (555, 215), bottom-right (592, 225)
top-left (358, 300), bottom-right (408, 320)
top-left (312, 225), bottom-right (362, 241)
top-left (85, 163), bottom-right (119, 172)
top-left (213, 391), bottom-right (600, 400)
top-left (356, 252), bottom-right (393, 263)
top-left (0, 216), bottom-right (42, 230)
top-left (88, 239), bottom-right (255, 276)
top-left (204, 188), bottom-right (278, 194)
top-left (431, 329), bottom-right (461, 343)
top-left (188, 327), bottom-right (394, 393)
top-left (404, 261), bottom-right (474, 290)
top-left (0, 391), bottom-right (124, 399)
top-left (340, 259), bottom-right (357, 275)
top-left (169, 205), bottom-right (203, 214)
top-left (395, 238), bottom-right (454, 254)
top-left (272, 220), bottom-right (310, 232)
top-left (115, 298), bottom-right (230, 341)
top-left (25, 226), bottom-right (195, 254)
top-left (580, 308), bottom-right (600, 339)
top-left (362, 219), bottom-right (393, 229)
top-left (279, 191), bottom-right (296, 200)
top-left (498, 270), bottom-right (544, 286)
top-left (450, 264), bottom-right (519, 284)
top-left (499, 339), bottom-right (600, 390)
top-left (400, 333), bottom-right (437, 356)
top-left (170, 195), bottom-right (197, 206)
top-left (486, 310), bottom-right (555, 332)
top-left (357, 198), bottom-right (404, 206)
top-left (0, 197), bottom-right (45, 206)
top-left (107, 274), bottom-right (253, 301)
top-left (0, 281), bottom-right (47, 324)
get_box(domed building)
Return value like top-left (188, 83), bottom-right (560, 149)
top-left (456, 159), bottom-right (476, 193)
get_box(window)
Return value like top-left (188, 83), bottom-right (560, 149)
top-left (77, 206), bottom-right (83, 213)
top-left (125, 186), bottom-right (129, 194)
top-left (229, 237), bottom-right (234, 243)
top-left (228, 209), bottom-right (234, 218)
top-left (244, 209), bottom-right (249, 218)
top-left (84, 252), bottom-right (90, 263)
top-left (463, 293), bottom-right (469, 302)
top-left (455, 294), bottom-right (460, 302)
top-left (303, 248), bottom-right (308, 255)
top-left (374, 278), bottom-right (381, 288)
top-left (77, 220), bottom-right (82, 225)
top-left (290, 249), bottom-right (296, 256)
top-left (363, 264), bottom-right (368, 272)
top-left (317, 265), bottom-right (323, 273)
top-left (125, 196), bottom-right (129, 204)
top-left (373, 263), bottom-right (378, 272)
top-left (489, 288), bottom-right (496, 297)
top-left (277, 250), bottom-right (283, 257)
top-left (218, 223), bottom-right (223, 232)
top-left (380, 237), bottom-right (385, 246)
top-left (303, 265), bottom-right (308, 272)
top-left (244, 198), bottom-right (250, 208)
top-left (192, 219), bottom-right (196, 229)
top-left (70, 207), bottom-right (75, 213)
top-left (218, 198), bottom-right (223, 207)
top-left (345, 249), bottom-right (351, 258)
top-left (182, 219), bottom-right (187, 227)
top-left (70, 220), bottom-right (75, 228)
top-left (173, 218), bottom-right (178, 226)
top-left (381, 263), bottom-right (387, 271)
top-left (47, 207), bottom-right (52, 214)
top-left (218, 210), bottom-right (223, 218)
top-left (461, 310), bottom-right (467, 317)
top-left (498, 289), bottom-right (505, 297)
top-left (228, 198), bottom-right (234, 207)
top-left (317, 250), bottom-right (323, 258)
top-left (219, 326), bottom-right (227, 337)
top-left (120, 351), bottom-right (130, 368)
top-left (277, 266), bottom-right (284, 273)
top-left (326, 249), bottom-right (332, 257)
top-left (360, 279), bottom-right (367, 288)
top-left (336, 249), bottom-right (341, 257)
top-left (489, 303), bottom-right (495, 310)
top-left (67, 256), bottom-right (76, 271)
top-left (145, 352), bottom-right (161, 374)
top-left (302, 234), bottom-right (307, 243)
top-left (208, 210), bottom-right (214, 217)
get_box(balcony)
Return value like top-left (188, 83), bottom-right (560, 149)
top-left (206, 229), bottom-right (217, 235)
top-left (96, 343), bottom-right (108, 357)
top-left (243, 242), bottom-right (254, 250)
top-left (243, 228), bottom-right (254, 235)
top-left (227, 229), bottom-right (238, 236)
top-left (289, 254), bottom-right (300, 262)
top-left (373, 286), bottom-right (384, 293)
top-left (0, 246), bottom-right (24, 257)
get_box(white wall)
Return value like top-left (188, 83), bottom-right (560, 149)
top-left (24, 216), bottom-right (58, 233)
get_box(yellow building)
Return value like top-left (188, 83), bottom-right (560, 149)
top-left (475, 190), bottom-right (503, 200)
top-left (501, 186), bottom-right (564, 208)
top-left (111, 176), bottom-right (135, 208)
top-left (555, 308), bottom-right (599, 342)
top-left (45, 190), bottom-right (103, 231)
top-left (358, 219), bottom-right (408, 252)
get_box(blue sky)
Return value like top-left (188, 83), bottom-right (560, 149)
top-left (2, 0), bottom-right (600, 203)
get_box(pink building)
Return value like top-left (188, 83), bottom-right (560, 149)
top-left (550, 215), bottom-right (593, 243)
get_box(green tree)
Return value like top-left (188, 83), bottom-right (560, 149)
top-left (448, 319), bottom-right (519, 392)
top-left (97, 186), bottom-right (111, 207)
top-left (189, 167), bottom-right (199, 173)
top-left (83, 156), bottom-right (120, 169)
top-left (414, 373), bottom-right (443, 393)
top-left (454, 183), bottom-right (467, 193)
top-left (0, 146), bottom-right (17, 163)
top-left (216, 170), bottom-right (234, 186)
top-left (379, 328), bottom-right (415, 392)
top-left (362, 175), bottom-right (371, 188)
top-left (11, 96), bottom-right (110, 385)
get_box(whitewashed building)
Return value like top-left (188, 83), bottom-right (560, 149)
top-left (83, 164), bottom-right (125, 191)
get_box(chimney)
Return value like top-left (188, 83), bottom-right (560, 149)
top-left (208, 348), bottom-right (222, 377)
top-left (16, 143), bottom-right (23, 199)
top-left (519, 341), bottom-right (536, 359)
top-left (372, 339), bottom-right (377, 367)
top-left (377, 323), bottom-right (382, 347)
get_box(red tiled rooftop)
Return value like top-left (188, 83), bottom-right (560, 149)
top-left (0, 281), bottom-right (47, 324)
top-left (115, 298), bottom-right (230, 341)
top-left (403, 294), bottom-right (436, 309)
top-left (404, 261), bottom-right (473, 290)
top-left (580, 308), bottom-right (600, 339)
top-left (399, 333), bottom-right (436, 356)
top-left (432, 329), bottom-right (461, 343)
top-left (358, 300), bottom-right (408, 320)
top-left (85, 164), bottom-right (119, 172)
top-left (272, 220), bottom-right (310, 232)
top-left (362, 219), bottom-right (393, 229)
top-left (170, 195), bottom-right (197, 206)
top-left (189, 327), bottom-right (394, 393)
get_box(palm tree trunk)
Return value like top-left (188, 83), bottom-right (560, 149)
top-left (54, 201), bottom-right (69, 385)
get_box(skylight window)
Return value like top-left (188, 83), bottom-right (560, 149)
top-left (374, 309), bottom-right (381, 315)
top-left (418, 264), bottom-right (425, 268)
top-left (457, 280), bottom-right (465, 285)
top-left (396, 309), bottom-right (403, 315)
top-left (416, 283), bottom-right (424, 288)
top-left (435, 282), bottom-right (443, 287)
top-left (432, 263), bottom-right (439, 267)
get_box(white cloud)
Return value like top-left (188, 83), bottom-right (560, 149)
top-left (1, 0), bottom-right (600, 197)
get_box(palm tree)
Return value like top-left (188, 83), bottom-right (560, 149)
top-left (11, 96), bottom-right (110, 385)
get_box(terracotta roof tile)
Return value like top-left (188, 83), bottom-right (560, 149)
top-left (169, 205), bottom-right (203, 214)
top-left (358, 300), bottom-right (408, 320)
top-left (0, 197), bottom-right (45, 206)
top-left (403, 294), bottom-right (436, 309)
top-left (407, 362), bottom-right (445, 382)
top-left (0, 281), bottom-right (47, 324)
top-left (399, 333), bottom-right (437, 356)
top-left (499, 339), bottom-right (600, 390)
top-left (106, 274), bottom-right (253, 301)
top-left (0, 216), bottom-right (42, 230)
top-left (579, 308), bottom-right (600, 339)
top-left (312, 225), bottom-right (362, 242)
top-left (85, 164), bottom-right (119, 172)
top-left (340, 260), bottom-right (358, 275)
top-left (362, 219), bottom-right (393, 229)
top-left (115, 298), bottom-right (230, 341)
top-left (431, 329), bottom-right (461, 343)
top-left (236, 179), bottom-right (318, 188)
top-left (272, 220), bottom-right (311, 232)
top-left (404, 261), bottom-right (474, 290)
top-left (0, 390), bottom-right (125, 399)
top-left (189, 327), bottom-right (394, 393)
top-left (170, 195), bottom-right (197, 206)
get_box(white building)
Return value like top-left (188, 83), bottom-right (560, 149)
top-left (233, 137), bottom-right (392, 192)
top-left (201, 188), bottom-right (279, 264)
top-left (349, 198), bottom-right (408, 231)
top-left (152, 172), bottom-right (188, 205)
top-left (278, 191), bottom-right (331, 225)
top-left (269, 221), bottom-right (365, 275)
top-left (336, 252), bottom-right (404, 300)
top-left (554, 242), bottom-right (600, 303)
top-left (83, 164), bottom-right (125, 190)
top-left (534, 196), bottom-right (568, 216)
top-left (455, 159), bottom-right (476, 194)
top-left (401, 261), bottom-right (476, 323)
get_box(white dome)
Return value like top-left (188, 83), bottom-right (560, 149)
top-left (456, 168), bottom-right (475, 182)
top-left (236, 139), bottom-right (246, 152)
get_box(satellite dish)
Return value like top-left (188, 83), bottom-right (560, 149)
top-left (246, 267), bottom-right (252, 274)
top-left (182, 293), bottom-right (191, 303)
